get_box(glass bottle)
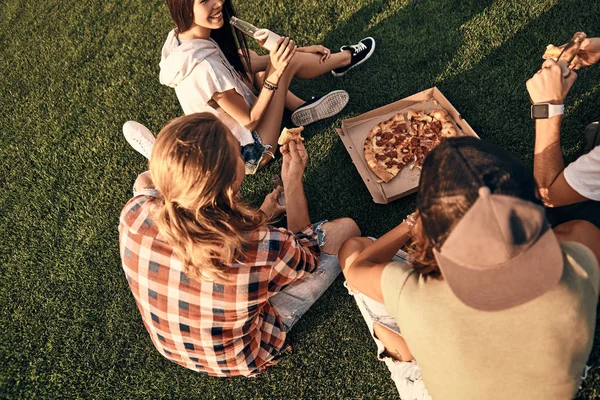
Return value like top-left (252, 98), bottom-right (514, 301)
top-left (230, 16), bottom-right (282, 52)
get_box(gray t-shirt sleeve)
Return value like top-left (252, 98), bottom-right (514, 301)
top-left (381, 261), bottom-right (415, 321)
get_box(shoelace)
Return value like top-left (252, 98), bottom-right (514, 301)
top-left (132, 137), bottom-right (153, 158)
top-left (351, 42), bottom-right (367, 55)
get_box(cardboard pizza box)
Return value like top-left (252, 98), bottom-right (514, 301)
top-left (337, 87), bottom-right (479, 204)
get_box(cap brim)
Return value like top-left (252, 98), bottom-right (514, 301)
top-left (435, 226), bottom-right (564, 311)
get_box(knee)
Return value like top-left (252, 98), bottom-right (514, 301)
top-left (336, 218), bottom-right (361, 239)
top-left (338, 236), bottom-right (366, 271)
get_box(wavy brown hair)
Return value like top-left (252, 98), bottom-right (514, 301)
top-left (149, 113), bottom-right (267, 282)
top-left (406, 214), bottom-right (442, 279)
top-left (408, 137), bottom-right (542, 280)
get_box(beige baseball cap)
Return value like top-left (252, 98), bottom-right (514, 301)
top-left (433, 186), bottom-right (563, 311)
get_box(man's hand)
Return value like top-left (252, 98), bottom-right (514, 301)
top-left (259, 186), bottom-right (285, 218)
top-left (546, 38), bottom-right (600, 68)
top-left (526, 59), bottom-right (577, 104)
top-left (576, 38), bottom-right (600, 67)
top-left (297, 45), bottom-right (331, 63)
top-left (280, 140), bottom-right (308, 184)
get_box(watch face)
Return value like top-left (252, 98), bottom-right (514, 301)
top-left (531, 104), bottom-right (549, 119)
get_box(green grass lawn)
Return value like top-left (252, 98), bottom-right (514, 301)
top-left (2, 0), bottom-right (600, 398)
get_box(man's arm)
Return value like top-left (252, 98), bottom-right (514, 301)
top-left (526, 59), bottom-right (581, 207)
top-left (534, 118), bottom-right (588, 206)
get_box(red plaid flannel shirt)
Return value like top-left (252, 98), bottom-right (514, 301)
top-left (118, 194), bottom-right (320, 377)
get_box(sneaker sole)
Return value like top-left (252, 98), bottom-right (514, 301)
top-left (331, 37), bottom-right (376, 77)
top-left (123, 121), bottom-right (156, 160)
top-left (291, 90), bottom-right (350, 126)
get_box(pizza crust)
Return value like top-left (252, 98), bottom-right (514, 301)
top-left (278, 126), bottom-right (305, 145)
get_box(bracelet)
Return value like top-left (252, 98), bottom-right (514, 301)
top-left (404, 212), bottom-right (417, 228)
top-left (263, 80), bottom-right (278, 91)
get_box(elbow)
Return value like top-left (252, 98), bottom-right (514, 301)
top-left (244, 119), bottom-right (260, 131)
top-left (538, 187), bottom-right (556, 208)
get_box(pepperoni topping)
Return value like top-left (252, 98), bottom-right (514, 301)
top-left (375, 154), bottom-right (387, 161)
top-left (385, 150), bottom-right (398, 158)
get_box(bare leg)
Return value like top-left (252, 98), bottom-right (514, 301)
top-left (339, 236), bottom-right (415, 362)
top-left (255, 51), bottom-right (350, 150)
top-left (292, 50), bottom-right (351, 80)
top-left (373, 322), bottom-right (415, 362)
top-left (339, 237), bottom-right (373, 277)
top-left (318, 218), bottom-right (361, 255)
top-left (254, 71), bottom-right (304, 112)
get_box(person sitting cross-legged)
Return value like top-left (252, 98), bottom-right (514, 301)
top-left (119, 112), bottom-right (360, 377)
top-left (339, 137), bottom-right (600, 400)
top-left (527, 37), bottom-right (600, 228)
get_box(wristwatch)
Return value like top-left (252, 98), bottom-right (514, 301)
top-left (531, 103), bottom-right (564, 119)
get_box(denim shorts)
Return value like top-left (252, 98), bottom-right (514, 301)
top-left (344, 253), bottom-right (432, 400)
top-left (240, 131), bottom-right (273, 175)
top-left (269, 220), bottom-right (339, 331)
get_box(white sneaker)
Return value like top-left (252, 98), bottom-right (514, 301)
top-left (123, 121), bottom-right (155, 160)
top-left (290, 90), bottom-right (350, 127)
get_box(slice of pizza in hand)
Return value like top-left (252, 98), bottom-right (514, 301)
top-left (278, 126), bottom-right (305, 145)
top-left (542, 44), bottom-right (582, 70)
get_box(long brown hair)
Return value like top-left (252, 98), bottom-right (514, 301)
top-left (149, 113), bottom-right (266, 282)
top-left (409, 137), bottom-right (543, 280)
top-left (407, 214), bottom-right (442, 279)
top-left (165, 0), bottom-right (252, 80)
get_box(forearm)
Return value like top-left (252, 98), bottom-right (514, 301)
top-left (352, 222), bottom-right (411, 268)
top-left (284, 178), bottom-right (310, 233)
top-left (534, 117), bottom-right (565, 197)
top-left (245, 68), bottom-right (282, 130)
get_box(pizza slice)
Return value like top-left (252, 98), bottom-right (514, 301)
top-left (363, 112), bottom-right (410, 183)
top-left (278, 126), bottom-right (305, 145)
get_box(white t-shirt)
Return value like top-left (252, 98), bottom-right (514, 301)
top-left (564, 146), bottom-right (600, 201)
top-left (159, 30), bottom-right (257, 146)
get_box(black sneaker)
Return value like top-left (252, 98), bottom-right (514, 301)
top-left (331, 37), bottom-right (376, 77)
top-left (291, 90), bottom-right (350, 126)
top-left (584, 121), bottom-right (600, 152)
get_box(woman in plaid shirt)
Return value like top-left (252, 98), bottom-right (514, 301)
top-left (119, 113), bottom-right (359, 376)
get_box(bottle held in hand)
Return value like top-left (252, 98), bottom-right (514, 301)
top-left (230, 16), bottom-right (282, 52)
top-left (271, 175), bottom-right (286, 206)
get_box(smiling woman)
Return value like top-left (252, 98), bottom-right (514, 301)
top-left (159, 0), bottom-right (375, 173)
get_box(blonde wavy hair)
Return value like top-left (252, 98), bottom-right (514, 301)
top-left (149, 113), bottom-right (267, 283)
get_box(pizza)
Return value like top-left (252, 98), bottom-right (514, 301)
top-left (278, 126), bottom-right (305, 145)
top-left (363, 109), bottom-right (459, 183)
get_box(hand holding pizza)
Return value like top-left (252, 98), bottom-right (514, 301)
top-left (544, 37), bottom-right (600, 69)
top-left (526, 59), bottom-right (577, 104)
top-left (281, 140), bottom-right (308, 184)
